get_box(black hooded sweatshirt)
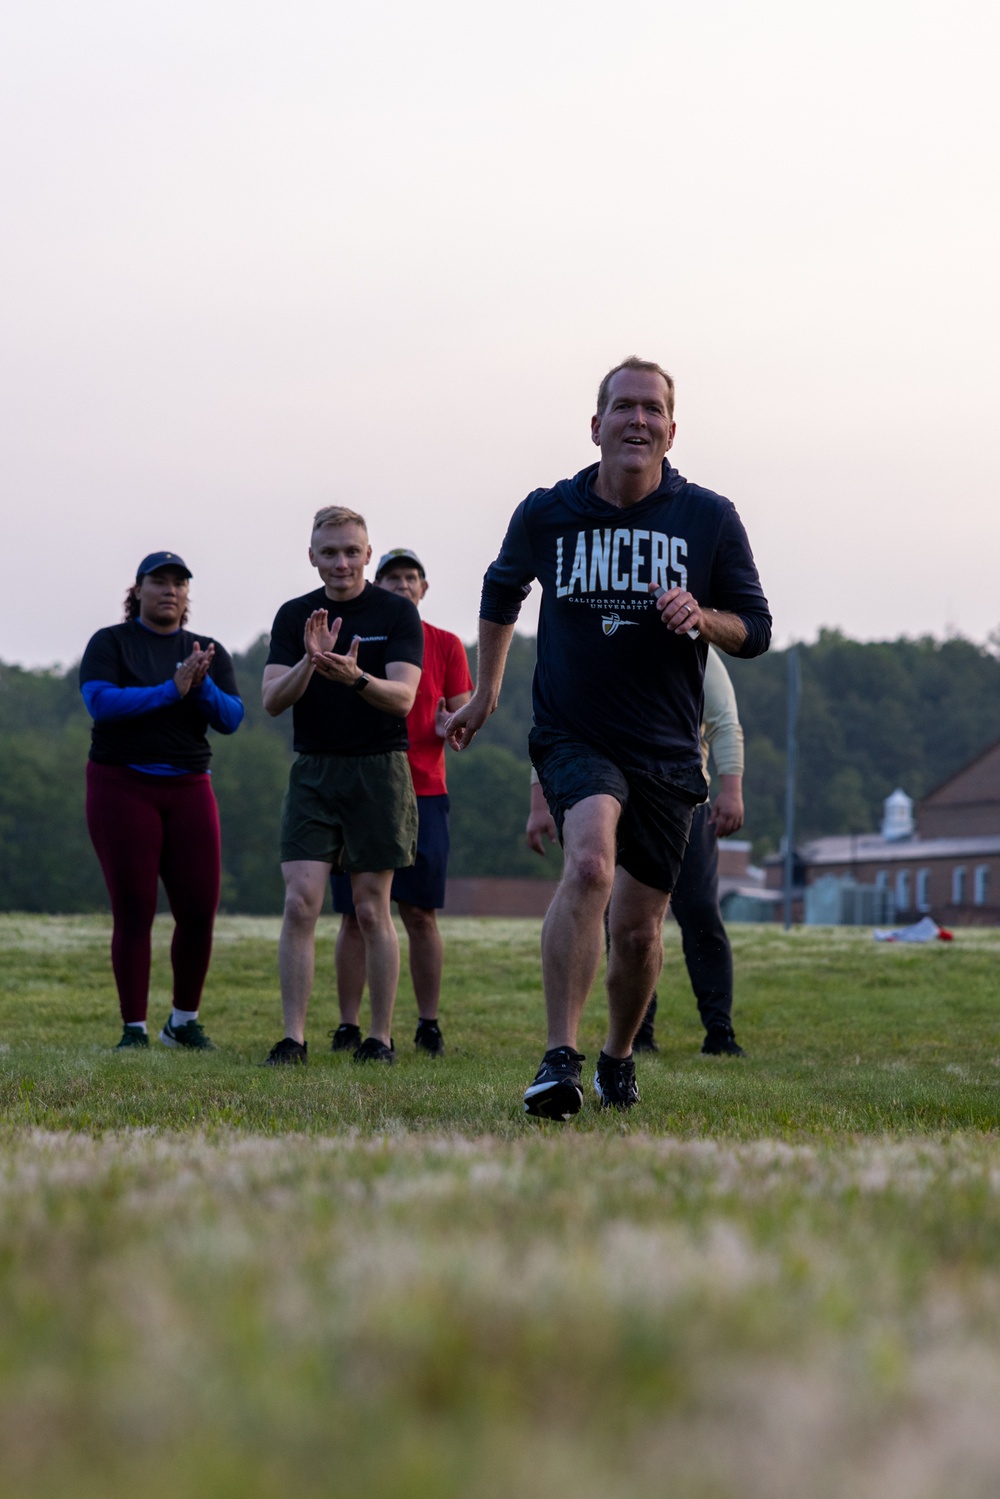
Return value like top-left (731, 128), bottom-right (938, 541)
top-left (480, 460), bottom-right (771, 789)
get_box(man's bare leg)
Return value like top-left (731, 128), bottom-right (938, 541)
top-left (334, 912), bottom-right (366, 1025)
top-left (278, 860), bottom-right (333, 1043)
top-left (350, 869), bottom-right (399, 1045)
top-left (605, 867), bottom-right (671, 1058)
top-left (540, 795), bottom-right (619, 1050)
top-left (397, 902), bottom-right (443, 1020)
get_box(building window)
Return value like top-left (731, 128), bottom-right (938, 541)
top-left (875, 871), bottom-right (889, 891)
top-left (952, 866), bottom-right (966, 904)
top-left (916, 869), bottom-right (931, 912)
top-left (974, 866), bottom-right (990, 906)
top-left (895, 869), bottom-right (911, 909)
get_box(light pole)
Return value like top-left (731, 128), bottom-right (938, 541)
top-left (783, 646), bottom-right (800, 931)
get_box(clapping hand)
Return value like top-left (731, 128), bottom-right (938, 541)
top-left (173, 642), bottom-right (215, 697)
top-left (304, 609), bottom-right (337, 659)
top-left (310, 623), bottom-right (364, 685)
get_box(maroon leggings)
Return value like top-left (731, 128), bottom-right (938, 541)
top-left (86, 762), bottom-right (222, 1024)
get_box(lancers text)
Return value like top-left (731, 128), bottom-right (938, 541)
top-left (554, 528), bottom-right (689, 599)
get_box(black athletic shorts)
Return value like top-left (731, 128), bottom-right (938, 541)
top-left (331, 793), bottom-right (450, 913)
top-left (528, 726), bottom-right (699, 895)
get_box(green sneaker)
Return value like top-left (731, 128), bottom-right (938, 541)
top-left (115, 1026), bottom-right (149, 1050)
top-left (159, 1017), bottom-right (217, 1051)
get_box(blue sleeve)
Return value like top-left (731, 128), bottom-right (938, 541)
top-left (81, 679), bottom-right (181, 722)
top-left (480, 499), bottom-right (537, 625)
top-left (196, 675), bottom-right (245, 734)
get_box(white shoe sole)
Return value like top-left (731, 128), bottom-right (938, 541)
top-left (523, 1079), bottom-right (584, 1120)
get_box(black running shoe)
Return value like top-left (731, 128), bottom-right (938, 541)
top-left (704, 1025), bottom-right (743, 1061)
top-left (633, 1018), bottom-right (658, 1053)
top-left (414, 1019), bottom-right (445, 1057)
top-left (115, 1026), bottom-right (149, 1050)
top-left (352, 1036), bottom-right (396, 1064)
top-left (262, 1037), bottom-right (308, 1066)
top-left (593, 1050), bottom-right (640, 1110)
top-left (159, 1017), bottom-right (217, 1051)
top-left (523, 1047), bottom-right (585, 1120)
top-left (329, 1023), bottom-right (362, 1053)
top-left (701, 1026), bottom-right (745, 1057)
top-left (633, 995), bottom-right (658, 1053)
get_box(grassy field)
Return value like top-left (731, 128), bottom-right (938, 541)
top-left (1, 915), bottom-right (1000, 1497)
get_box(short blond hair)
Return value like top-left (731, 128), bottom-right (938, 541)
top-left (596, 357), bottom-right (675, 420)
top-left (312, 505), bottom-right (367, 535)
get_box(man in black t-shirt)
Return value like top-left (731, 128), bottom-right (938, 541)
top-left (261, 506), bottom-right (424, 1066)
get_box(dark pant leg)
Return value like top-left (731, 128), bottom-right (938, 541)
top-left (86, 763), bottom-right (164, 1024)
top-left (668, 803), bottom-right (733, 1033)
top-left (158, 776), bottom-right (222, 1012)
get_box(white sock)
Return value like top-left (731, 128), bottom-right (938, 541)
top-left (126, 1021), bottom-right (148, 1034)
top-left (171, 1008), bottom-right (199, 1027)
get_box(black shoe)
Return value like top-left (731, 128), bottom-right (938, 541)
top-left (414, 1019), bottom-right (445, 1057)
top-left (632, 994), bottom-right (658, 1053)
top-left (262, 1037), bottom-right (308, 1066)
top-left (523, 1047), bottom-right (585, 1120)
top-left (329, 1023), bottom-right (362, 1053)
top-left (115, 1025), bottom-right (149, 1050)
top-left (593, 1050), bottom-right (640, 1110)
top-left (632, 1021), bottom-right (659, 1053)
top-left (159, 1016), bottom-right (216, 1051)
top-left (353, 1036), bottom-right (396, 1064)
top-left (701, 1026), bottom-right (745, 1057)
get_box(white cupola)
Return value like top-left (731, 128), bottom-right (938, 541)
top-left (881, 788), bottom-right (914, 841)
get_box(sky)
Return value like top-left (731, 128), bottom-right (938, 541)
top-left (2, 0), bottom-right (998, 669)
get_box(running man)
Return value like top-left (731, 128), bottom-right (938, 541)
top-left (527, 644), bottom-right (748, 1055)
top-left (330, 549), bottom-right (473, 1056)
top-left (261, 508), bottom-right (424, 1065)
top-left (447, 357), bottom-right (771, 1117)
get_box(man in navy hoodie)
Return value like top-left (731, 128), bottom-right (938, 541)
top-left (446, 357), bottom-right (771, 1120)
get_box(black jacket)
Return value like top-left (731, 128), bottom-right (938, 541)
top-left (480, 460), bottom-right (771, 780)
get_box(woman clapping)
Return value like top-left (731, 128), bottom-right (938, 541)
top-left (80, 552), bottom-right (244, 1050)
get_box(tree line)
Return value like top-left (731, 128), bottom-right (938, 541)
top-left (1, 629), bottom-right (999, 912)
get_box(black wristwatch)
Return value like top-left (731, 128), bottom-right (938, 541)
top-left (353, 673), bottom-right (370, 693)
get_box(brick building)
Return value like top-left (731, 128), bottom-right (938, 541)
top-left (764, 740), bottom-right (1000, 926)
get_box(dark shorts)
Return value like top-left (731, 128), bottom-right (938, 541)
top-left (528, 726), bottom-right (698, 895)
top-left (331, 793), bottom-right (450, 913)
top-left (279, 751), bottom-right (418, 871)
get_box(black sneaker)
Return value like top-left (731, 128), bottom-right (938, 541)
top-left (632, 1013), bottom-right (656, 1061)
top-left (115, 1026), bottom-right (149, 1050)
top-left (523, 1047), bottom-right (585, 1120)
top-left (352, 1036), bottom-right (396, 1064)
top-left (593, 1050), bottom-right (640, 1110)
top-left (701, 1026), bottom-right (745, 1057)
top-left (262, 1037), bottom-right (308, 1066)
top-left (329, 1023), bottom-right (362, 1053)
top-left (414, 1019), bottom-right (445, 1057)
top-left (633, 995), bottom-right (658, 1053)
top-left (159, 1017), bottom-right (217, 1051)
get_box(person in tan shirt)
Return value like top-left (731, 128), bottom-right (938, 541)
top-left (527, 645), bottom-right (746, 1054)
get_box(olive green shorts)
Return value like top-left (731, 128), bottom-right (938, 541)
top-left (279, 751), bottom-right (418, 872)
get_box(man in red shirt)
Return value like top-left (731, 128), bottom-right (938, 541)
top-left (331, 549), bottom-right (473, 1056)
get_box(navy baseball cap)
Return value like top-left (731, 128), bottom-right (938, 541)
top-left (135, 551), bottom-right (192, 580)
top-left (375, 548), bottom-right (425, 581)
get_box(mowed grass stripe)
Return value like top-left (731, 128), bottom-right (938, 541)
top-left (1, 917), bottom-right (998, 1136)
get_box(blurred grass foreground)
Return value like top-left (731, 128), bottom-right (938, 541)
top-left (2, 916), bottom-right (1000, 1498)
